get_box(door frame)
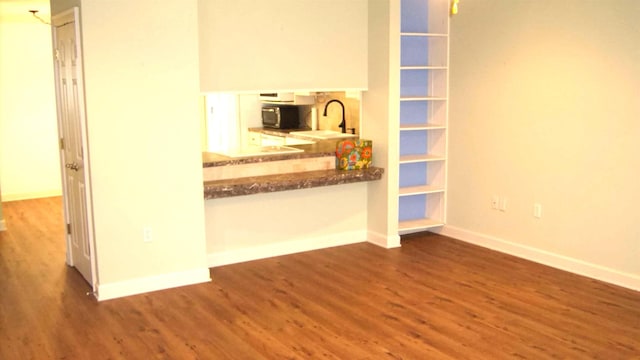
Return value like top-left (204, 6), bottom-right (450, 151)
top-left (52, 7), bottom-right (98, 294)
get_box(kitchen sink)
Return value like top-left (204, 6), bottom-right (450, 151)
top-left (221, 145), bottom-right (304, 158)
top-left (290, 130), bottom-right (357, 140)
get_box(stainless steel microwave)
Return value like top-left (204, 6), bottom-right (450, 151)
top-left (261, 105), bottom-right (299, 129)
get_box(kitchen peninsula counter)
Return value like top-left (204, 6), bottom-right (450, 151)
top-left (203, 167), bottom-right (383, 199)
top-left (202, 139), bottom-right (383, 199)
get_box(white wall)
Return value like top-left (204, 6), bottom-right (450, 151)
top-left (55, 0), bottom-right (210, 298)
top-left (50, 0), bottom-right (78, 14)
top-left (361, 0), bottom-right (401, 248)
top-left (198, 0), bottom-right (368, 92)
top-left (445, 0), bottom-right (640, 289)
top-left (0, 3), bottom-right (61, 201)
top-left (206, 183), bottom-right (369, 266)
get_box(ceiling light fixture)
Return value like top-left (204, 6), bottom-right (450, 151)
top-left (451, 0), bottom-right (460, 15)
top-left (28, 9), bottom-right (50, 25)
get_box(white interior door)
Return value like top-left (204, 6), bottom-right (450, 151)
top-left (52, 8), bottom-right (96, 290)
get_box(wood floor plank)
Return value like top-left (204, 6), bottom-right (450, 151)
top-left (1, 197), bottom-right (639, 359)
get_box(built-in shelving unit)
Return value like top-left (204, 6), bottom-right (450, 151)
top-left (398, 0), bottom-right (449, 233)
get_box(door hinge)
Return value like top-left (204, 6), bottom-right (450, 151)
top-left (66, 223), bottom-right (71, 235)
top-left (59, 138), bottom-right (64, 150)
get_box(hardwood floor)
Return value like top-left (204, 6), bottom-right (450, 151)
top-left (1, 197), bottom-right (639, 359)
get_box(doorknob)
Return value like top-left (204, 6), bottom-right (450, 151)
top-left (65, 162), bottom-right (80, 171)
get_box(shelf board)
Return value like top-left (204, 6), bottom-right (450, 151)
top-left (401, 66), bottom-right (448, 70)
top-left (398, 218), bottom-right (444, 232)
top-left (400, 32), bottom-right (448, 38)
top-left (400, 123), bottom-right (446, 131)
top-left (399, 154), bottom-right (446, 164)
top-left (399, 185), bottom-right (445, 196)
top-left (400, 96), bottom-right (447, 102)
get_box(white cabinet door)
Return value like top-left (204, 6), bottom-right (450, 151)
top-left (248, 131), bottom-right (262, 146)
top-left (199, 0), bottom-right (368, 92)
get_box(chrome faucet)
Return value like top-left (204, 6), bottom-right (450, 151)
top-left (323, 99), bottom-right (346, 133)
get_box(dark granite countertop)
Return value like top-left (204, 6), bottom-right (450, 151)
top-left (204, 167), bottom-right (384, 199)
top-left (248, 127), bottom-right (295, 137)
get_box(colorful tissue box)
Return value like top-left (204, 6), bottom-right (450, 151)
top-left (335, 139), bottom-right (373, 170)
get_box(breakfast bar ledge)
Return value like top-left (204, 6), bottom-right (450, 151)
top-left (203, 167), bottom-right (384, 199)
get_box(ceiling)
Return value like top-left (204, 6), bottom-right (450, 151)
top-left (0, 0), bottom-right (50, 22)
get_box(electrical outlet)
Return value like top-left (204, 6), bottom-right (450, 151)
top-left (533, 203), bottom-right (542, 218)
top-left (491, 196), bottom-right (499, 209)
top-left (499, 197), bottom-right (508, 212)
top-left (143, 227), bottom-right (153, 242)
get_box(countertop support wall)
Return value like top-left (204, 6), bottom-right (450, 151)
top-left (202, 139), bottom-right (383, 266)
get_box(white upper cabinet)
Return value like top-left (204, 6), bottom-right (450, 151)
top-left (198, 0), bottom-right (368, 92)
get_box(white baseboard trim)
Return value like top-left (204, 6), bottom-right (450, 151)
top-left (96, 268), bottom-right (211, 301)
top-left (208, 230), bottom-right (367, 267)
top-left (438, 225), bottom-right (640, 292)
top-left (367, 230), bottom-right (401, 249)
top-left (1, 190), bottom-right (63, 202)
top-left (0, 219), bottom-right (6, 232)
